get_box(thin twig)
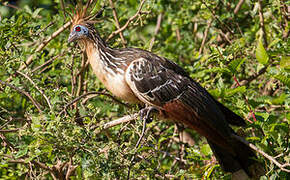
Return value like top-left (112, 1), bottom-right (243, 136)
top-left (108, 0), bottom-right (126, 47)
top-left (216, 48), bottom-right (255, 123)
top-left (232, 134), bottom-right (290, 173)
top-left (16, 71), bottom-right (52, 110)
top-left (233, 76), bottom-right (256, 123)
top-left (0, 117), bottom-right (14, 129)
top-left (0, 80), bottom-right (42, 112)
top-left (58, 91), bottom-right (129, 116)
top-left (149, 14), bottom-right (162, 51)
top-left (3, 155), bottom-right (78, 179)
top-left (199, 19), bottom-right (212, 54)
top-left (65, 159), bottom-right (78, 180)
top-left (0, 133), bottom-right (15, 151)
top-left (32, 53), bottom-right (64, 73)
top-left (234, 0), bottom-right (245, 15)
top-left (19, 21), bottom-right (72, 71)
top-left (127, 119), bottom-right (147, 180)
top-left (201, 0), bottom-right (234, 35)
top-left (102, 113), bottom-right (139, 130)
top-left (239, 65), bottom-right (268, 86)
top-left (35, 21), bottom-right (55, 36)
top-left (107, 0), bottom-right (146, 41)
top-left (258, 0), bottom-right (268, 48)
top-left (0, 128), bottom-right (21, 133)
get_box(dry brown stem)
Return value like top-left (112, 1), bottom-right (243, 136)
top-left (232, 134), bottom-right (290, 173)
top-left (0, 80), bottom-right (42, 112)
top-left (149, 14), bottom-right (163, 51)
top-left (234, 0), bottom-right (245, 15)
top-left (258, 0), bottom-right (268, 48)
top-left (108, 0), bottom-right (126, 47)
top-left (107, 0), bottom-right (146, 41)
top-left (199, 19), bottom-right (212, 54)
top-left (58, 91), bottom-right (129, 116)
top-left (16, 71), bottom-right (52, 110)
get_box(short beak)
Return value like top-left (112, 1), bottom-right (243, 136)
top-left (68, 31), bottom-right (78, 43)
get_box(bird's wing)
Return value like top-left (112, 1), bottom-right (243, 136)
top-left (125, 57), bottom-right (233, 148)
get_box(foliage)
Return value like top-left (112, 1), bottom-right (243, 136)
top-left (0, 0), bottom-right (289, 179)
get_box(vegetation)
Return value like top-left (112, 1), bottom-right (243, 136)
top-left (0, 0), bottom-right (289, 179)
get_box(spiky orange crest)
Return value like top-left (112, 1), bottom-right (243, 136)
top-left (70, 0), bottom-right (98, 30)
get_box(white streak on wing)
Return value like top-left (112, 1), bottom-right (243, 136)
top-left (151, 79), bottom-right (172, 93)
top-left (106, 52), bottom-right (123, 61)
top-left (125, 58), bottom-right (162, 108)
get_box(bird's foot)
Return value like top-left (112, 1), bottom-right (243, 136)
top-left (139, 106), bottom-right (159, 123)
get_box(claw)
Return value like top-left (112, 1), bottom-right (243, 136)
top-left (139, 106), bottom-right (159, 122)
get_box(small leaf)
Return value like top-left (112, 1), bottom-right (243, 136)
top-left (280, 56), bottom-right (290, 69)
top-left (256, 39), bottom-right (269, 65)
top-left (225, 86), bottom-right (246, 97)
top-left (32, 8), bottom-right (43, 18)
top-left (274, 73), bottom-right (290, 88)
top-left (228, 58), bottom-right (245, 74)
top-left (15, 147), bottom-right (28, 158)
top-left (200, 144), bottom-right (212, 156)
top-left (271, 93), bottom-right (286, 105)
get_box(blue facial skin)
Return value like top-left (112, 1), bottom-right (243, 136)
top-left (68, 25), bottom-right (89, 43)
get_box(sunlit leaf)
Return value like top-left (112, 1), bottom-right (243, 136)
top-left (256, 39), bottom-right (269, 65)
top-left (280, 56), bottom-right (290, 69)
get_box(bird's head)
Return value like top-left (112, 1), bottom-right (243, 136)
top-left (67, 1), bottom-right (104, 44)
top-left (68, 24), bottom-right (89, 43)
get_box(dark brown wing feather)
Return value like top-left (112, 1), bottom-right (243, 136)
top-left (125, 56), bottom-right (235, 149)
top-left (125, 52), bottom-right (263, 176)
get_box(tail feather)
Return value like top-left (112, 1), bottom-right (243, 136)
top-left (207, 135), bottom-right (265, 178)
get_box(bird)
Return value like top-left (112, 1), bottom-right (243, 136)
top-left (67, 2), bottom-right (264, 179)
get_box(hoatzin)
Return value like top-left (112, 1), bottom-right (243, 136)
top-left (67, 2), bottom-right (264, 179)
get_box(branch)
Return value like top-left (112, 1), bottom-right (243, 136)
top-left (216, 48), bottom-right (256, 123)
top-left (108, 0), bottom-right (126, 47)
top-left (65, 159), bottom-right (78, 180)
top-left (199, 19), bottom-right (212, 54)
top-left (258, 0), bottom-right (268, 48)
top-left (201, 0), bottom-right (234, 35)
top-left (107, 0), bottom-right (146, 41)
top-left (102, 113), bottom-right (139, 130)
top-left (16, 71), bottom-right (52, 110)
top-left (233, 76), bottom-right (256, 123)
top-left (239, 65), bottom-right (268, 86)
top-left (234, 0), bottom-right (245, 15)
top-left (4, 155), bottom-right (77, 179)
top-left (0, 128), bottom-right (21, 133)
top-left (149, 14), bottom-right (163, 51)
top-left (232, 134), bottom-right (290, 173)
top-left (19, 21), bottom-right (72, 71)
top-left (0, 80), bottom-right (42, 112)
top-left (58, 91), bottom-right (129, 116)
top-left (32, 53), bottom-right (65, 73)
top-left (0, 133), bottom-right (15, 151)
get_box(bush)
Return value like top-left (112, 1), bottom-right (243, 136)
top-left (0, 0), bottom-right (289, 179)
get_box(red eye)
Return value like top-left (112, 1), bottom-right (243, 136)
top-left (75, 26), bottom-right (81, 32)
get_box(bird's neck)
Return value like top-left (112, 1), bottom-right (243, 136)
top-left (84, 31), bottom-right (126, 75)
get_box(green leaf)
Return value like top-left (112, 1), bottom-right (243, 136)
top-left (228, 58), bottom-right (245, 74)
top-left (280, 56), bottom-right (290, 69)
top-left (271, 93), bottom-right (287, 105)
top-left (32, 8), bottom-right (43, 18)
top-left (15, 147), bottom-right (28, 158)
top-left (225, 86), bottom-right (246, 97)
top-left (256, 39), bottom-right (269, 65)
top-left (200, 144), bottom-right (212, 156)
top-left (274, 73), bottom-right (290, 88)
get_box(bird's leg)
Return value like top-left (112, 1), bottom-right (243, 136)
top-left (127, 106), bottom-right (159, 180)
top-left (135, 106), bottom-right (158, 148)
